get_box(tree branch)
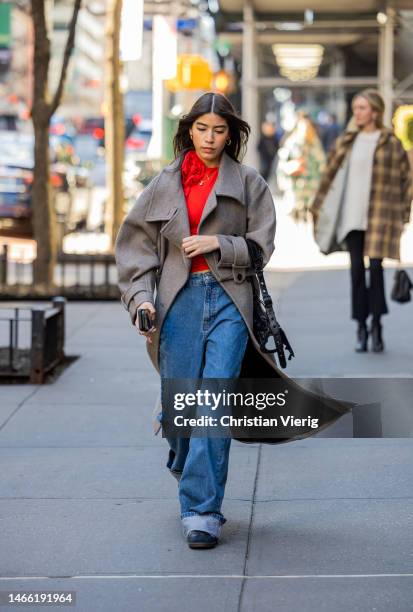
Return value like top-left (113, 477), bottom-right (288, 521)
top-left (49, 0), bottom-right (83, 118)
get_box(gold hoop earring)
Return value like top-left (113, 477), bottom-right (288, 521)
top-left (226, 138), bottom-right (231, 146)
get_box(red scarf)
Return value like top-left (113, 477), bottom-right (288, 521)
top-left (181, 149), bottom-right (218, 199)
top-left (180, 149), bottom-right (219, 273)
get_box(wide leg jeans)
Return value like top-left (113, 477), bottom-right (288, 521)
top-left (159, 271), bottom-right (249, 538)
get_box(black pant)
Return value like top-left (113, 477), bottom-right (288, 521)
top-left (345, 230), bottom-right (388, 324)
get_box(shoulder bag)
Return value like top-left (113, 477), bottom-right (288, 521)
top-left (246, 238), bottom-right (295, 369)
top-left (391, 268), bottom-right (412, 303)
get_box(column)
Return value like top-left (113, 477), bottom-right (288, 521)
top-left (378, 7), bottom-right (395, 127)
top-left (242, 2), bottom-right (259, 169)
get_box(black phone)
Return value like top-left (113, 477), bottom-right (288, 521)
top-left (138, 309), bottom-right (152, 332)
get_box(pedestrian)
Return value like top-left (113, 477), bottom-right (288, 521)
top-left (311, 89), bottom-right (412, 352)
top-left (114, 92), bottom-right (277, 550)
top-left (278, 113), bottom-right (326, 222)
top-left (256, 119), bottom-right (280, 181)
top-left (321, 112), bottom-right (341, 153)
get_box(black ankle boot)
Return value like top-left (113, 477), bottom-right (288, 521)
top-left (187, 530), bottom-right (218, 549)
top-left (370, 321), bottom-right (384, 352)
top-left (355, 323), bottom-right (368, 352)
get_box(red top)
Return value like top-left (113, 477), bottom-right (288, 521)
top-left (181, 149), bottom-right (219, 273)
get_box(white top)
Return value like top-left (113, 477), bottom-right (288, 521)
top-left (336, 130), bottom-right (381, 244)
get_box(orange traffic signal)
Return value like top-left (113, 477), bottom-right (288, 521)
top-left (166, 55), bottom-right (213, 92)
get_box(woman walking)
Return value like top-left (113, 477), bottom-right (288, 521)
top-left (311, 90), bottom-right (412, 353)
top-left (115, 92), bottom-right (276, 549)
top-left (278, 113), bottom-right (325, 222)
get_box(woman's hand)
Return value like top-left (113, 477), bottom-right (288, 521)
top-left (181, 235), bottom-right (219, 258)
top-left (135, 302), bottom-right (156, 344)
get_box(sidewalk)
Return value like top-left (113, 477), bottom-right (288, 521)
top-left (266, 209), bottom-right (413, 270)
top-left (0, 268), bottom-right (412, 612)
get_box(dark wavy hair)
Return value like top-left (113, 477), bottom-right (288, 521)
top-left (173, 92), bottom-right (250, 162)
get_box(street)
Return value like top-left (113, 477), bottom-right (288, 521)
top-left (0, 266), bottom-right (412, 611)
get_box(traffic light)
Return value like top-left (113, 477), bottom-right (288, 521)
top-left (166, 55), bottom-right (213, 92)
top-left (213, 70), bottom-right (230, 94)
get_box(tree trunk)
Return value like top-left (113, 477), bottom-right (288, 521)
top-left (31, 0), bottom-right (82, 290)
top-left (31, 0), bottom-right (53, 289)
top-left (105, 0), bottom-right (125, 247)
top-left (32, 119), bottom-right (56, 289)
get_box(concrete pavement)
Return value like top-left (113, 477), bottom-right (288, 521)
top-left (267, 210), bottom-right (413, 270)
top-left (0, 267), bottom-right (412, 611)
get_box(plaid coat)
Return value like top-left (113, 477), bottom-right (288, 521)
top-left (311, 128), bottom-right (412, 260)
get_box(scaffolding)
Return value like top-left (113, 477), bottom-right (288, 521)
top-left (217, 2), bottom-right (411, 167)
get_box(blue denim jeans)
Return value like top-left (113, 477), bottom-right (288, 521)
top-left (159, 271), bottom-right (249, 538)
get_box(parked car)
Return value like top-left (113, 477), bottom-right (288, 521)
top-left (0, 114), bottom-right (19, 131)
top-left (0, 132), bottom-right (34, 236)
top-left (0, 131), bottom-right (69, 239)
top-left (0, 113), bottom-right (32, 133)
top-left (79, 115), bottom-right (147, 149)
top-left (79, 117), bottom-right (105, 147)
top-left (125, 126), bottom-right (151, 155)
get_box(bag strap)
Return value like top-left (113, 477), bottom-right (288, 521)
top-left (246, 239), bottom-right (295, 367)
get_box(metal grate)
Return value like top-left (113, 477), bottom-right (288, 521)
top-left (0, 297), bottom-right (66, 383)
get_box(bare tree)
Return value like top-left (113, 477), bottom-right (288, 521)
top-left (30, 0), bottom-right (82, 290)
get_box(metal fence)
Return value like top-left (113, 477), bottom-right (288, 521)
top-left (0, 297), bottom-right (66, 383)
top-left (0, 244), bottom-right (119, 299)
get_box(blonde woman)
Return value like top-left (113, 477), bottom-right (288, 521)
top-left (311, 90), bottom-right (412, 352)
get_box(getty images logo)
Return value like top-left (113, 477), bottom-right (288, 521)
top-left (173, 389), bottom-right (288, 411)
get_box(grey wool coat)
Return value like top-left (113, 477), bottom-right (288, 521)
top-left (115, 149), bottom-right (277, 376)
top-left (115, 149), bottom-right (351, 444)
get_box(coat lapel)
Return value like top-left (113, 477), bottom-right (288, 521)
top-left (374, 127), bottom-right (391, 152)
top-left (199, 150), bottom-right (245, 230)
top-left (340, 127), bottom-right (390, 157)
top-left (323, 128), bottom-right (389, 189)
top-left (145, 149), bottom-right (245, 247)
top-left (144, 152), bottom-right (189, 248)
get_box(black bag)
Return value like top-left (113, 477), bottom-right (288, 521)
top-left (246, 239), bottom-right (295, 369)
top-left (391, 269), bottom-right (413, 303)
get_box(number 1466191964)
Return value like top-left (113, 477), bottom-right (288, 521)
top-left (0, 591), bottom-right (76, 606)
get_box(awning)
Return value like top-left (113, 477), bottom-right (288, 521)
top-left (219, 0), bottom-right (413, 13)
